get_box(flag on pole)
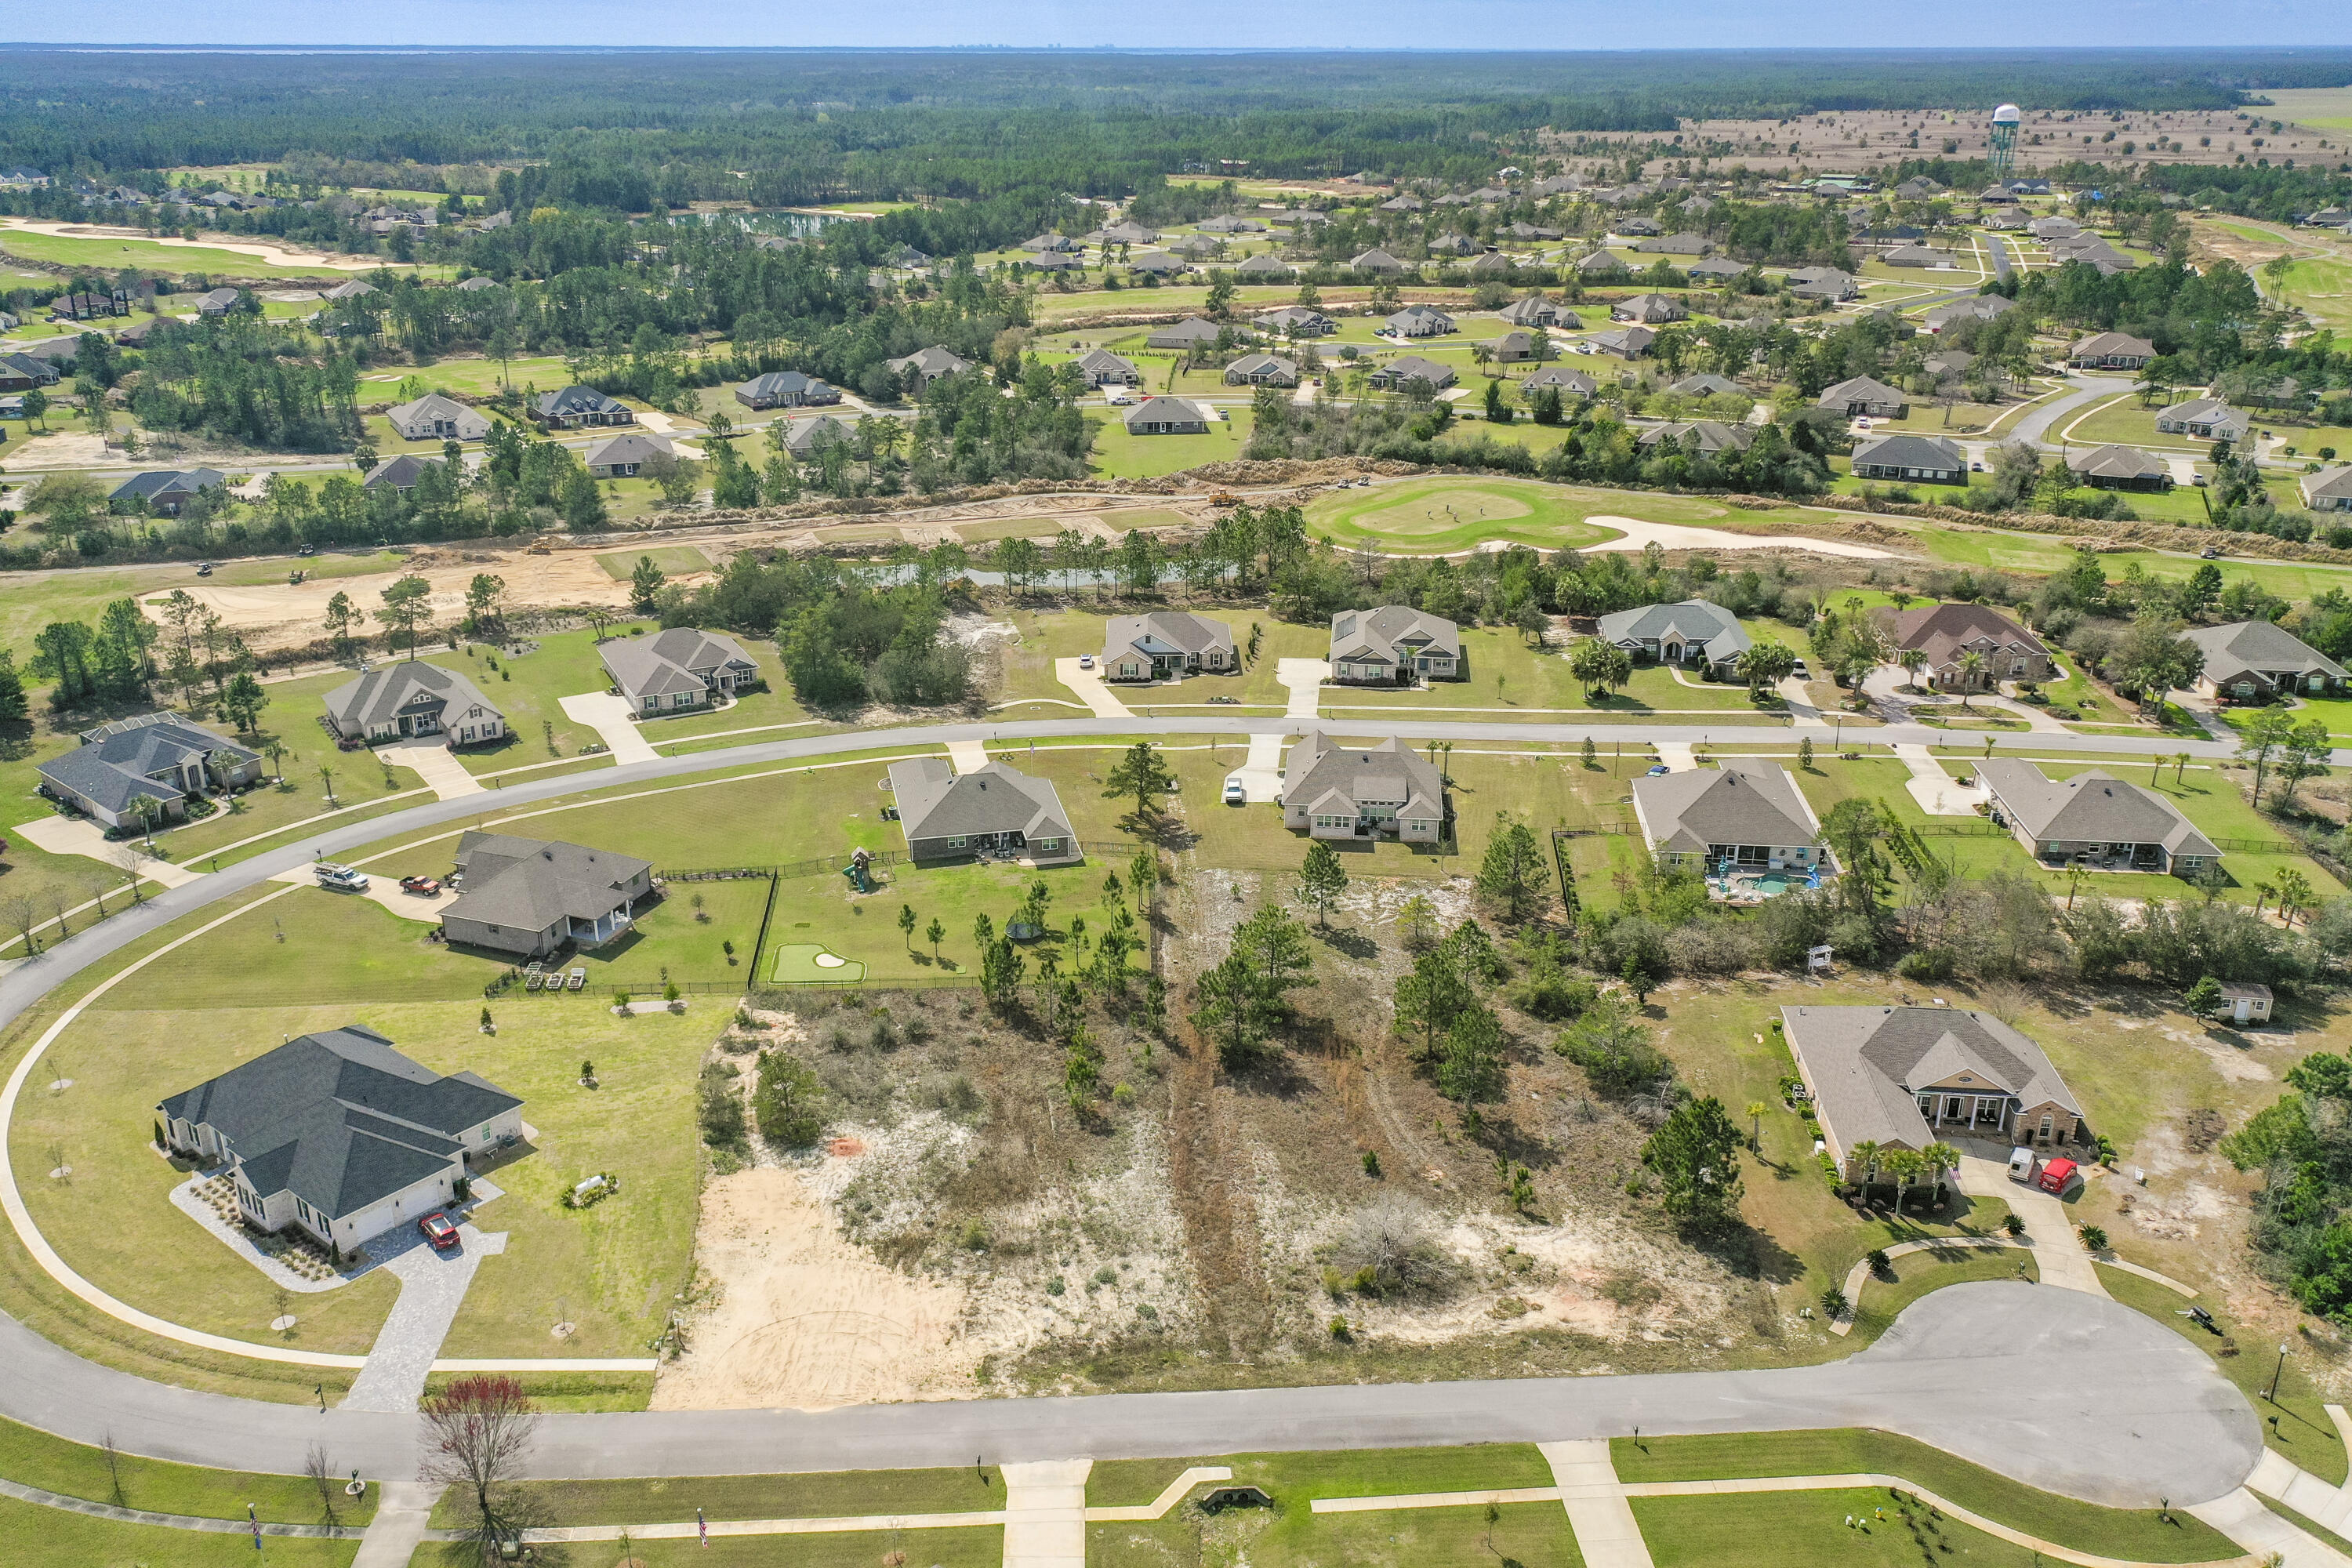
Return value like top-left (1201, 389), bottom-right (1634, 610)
top-left (249, 1503), bottom-right (263, 1551)
top-left (698, 1506), bottom-right (708, 1547)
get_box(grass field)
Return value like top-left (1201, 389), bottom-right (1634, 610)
top-left (1632, 1486), bottom-right (2047, 1568)
top-left (1089, 409), bottom-right (1254, 478)
top-left (0, 1494), bottom-right (360, 1568)
top-left (455, 1466), bottom-right (1006, 1527)
top-left (0, 1410), bottom-right (376, 1526)
top-left (2272, 86), bottom-right (2352, 132)
top-left (0, 225), bottom-right (406, 282)
top-left (1308, 477), bottom-right (1791, 554)
top-left (595, 546), bottom-right (713, 580)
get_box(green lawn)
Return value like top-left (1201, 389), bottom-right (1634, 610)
top-left (1614, 1428), bottom-right (2230, 1561)
top-left (1323, 634), bottom-right (1769, 716)
top-left (0, 1411), bottom-right (375, 1526)
top-left (594, 546), bottom-right (714, 581)
top-left (448, 1466), bottom-right (1006, 1527)
top-left (1632, 1486), bottom-right (2045, 1568)
top-left (593, 1529), bottom-right (1001, 1568)
top-left (1089, 409), bottom-right (1254, 478)
top-left (992, 606), bottom-right (1321, 713)
top-left (0, 226), bottom-right (412, 282)
top-left (1848, 1247), bottom-right (2036, 1329)
top-left (1307, 477), bottom-right (1813, 555)
top-left (0, 1494), bottom-right (359, 1568)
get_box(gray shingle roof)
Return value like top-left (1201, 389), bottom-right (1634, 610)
top-left (886, 757), bottom-right (1074, 845)
top-left (1784, 1005), bottom-right (2078, 1163)
top-left (1281, 733), bottom-right (1445, 822)
top-left (36, 713), bottom-right (256, 815)
top-left (325, 661), bottom-right (503, 735)
top-left (1976, 761), bottom-right (2219, 859)
top-left (158, 1025), bottom-right (520, 1221)
top-left (1104, 611), bottom-right (1233, 662)
top-left (584, 432), bottom-right (676, 470)
top-left (2180, 621), bottom-right (2347, 688)
top-left (110, 469), bottom-right (225, 504)
top-left (1633, 761), bottom-right (1820, 856)
top-left (1330, 606), bottom-right (1461, 667)
top-left (448, 832), bottom-right (652, 932)
top-left (1595, 598), bottom-right (1752, 659)
top-left (1852, 434), bottom-right (1966, 473)
top-left (533, 385), bottom-right (626, 419)
top-left (599, 626), bottom-right (757, 702)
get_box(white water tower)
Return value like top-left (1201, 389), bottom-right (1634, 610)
top-left (1989, 103), bottom-right (2022, 183)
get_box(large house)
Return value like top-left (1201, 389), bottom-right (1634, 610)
top-left (325, 663), bottom-right (507, 748)
top-left (36, 713), bottom-right (263, 831)
top-left (1668, 373), bottom-right (1743, 399)
top-left (0, 350), bottom-right (60, 391)
top-left (1922, 295), bottom-right (2013, 333)
top-left (601, 627), bottom-right (761, 715)
top-left (1384, 305), bottom-right (1455, 338)
top-left (885, 757), bottom-right (1077, 865)
top-left (782, 415), bottom-right (858, 458)
top-left (111, 469), bottom-right (226, 518)
top-left (884, 346), bottom-right (973, 387)
top-left (735, 371), bottom-right (840, 410)
top-left (1977, 760), bottom-right (2220, 876)
top-left (1851, 434), bottom-right (1967, 485)
top-left (1521, 365), bottom-right (1597, 399)
top-left (583, 432), bottom-right (674, 479)
top-left (1101, 612), bottom-right (1235, 681)
top-left (1500, 296), bottom-right (1561, 328)
top-left (1253, 307), bottom-right (1334, 337)
top-left (441, 832), bottom-right (654, 958)
top-left (1817, 376), bottom-right (1908, 419)
top-left (1591, 325), bottom-right (1656, 359)
top-left (385, 393), bottom-right (491, 443)
top-left (1783, 1005), bottom-right (2084, 1184)
top-left (2065, 444), bottom-right (2171, 492)
top-left (158, 1025), bottom-right (524, 1252)
top-left (1632, 760), bottom-right (1824, 875)
top-left (362, 456), bottom-right (441, 494)
top-left (1595, 598), bottom-right (1752, 675)
top-left (1329, 607), bottom-right (1461, 684)
top-left (1786, 267), bottom-right (1859, 303)
top-left (2068, 332), bottom-right (2158, 370)
top-left (1349, 248), bottom-right (1408, 274)
top-left (1122, 396), bottom-right (1213, 435)
top-left (2304, 467), bottom-right (2352, 514)
top-left (1612, 293), bottom-right (1688, 325)
top-left (1638, 420), bottom-right (1755, 457)
top-left (1144, 318), bottom-right (1221, 350)
top-left (1368, 356), bottom-right (1457, 392)
top-left (1280, 733), bottom-right (1448, 844)
top-left (1224, 354), bottom-right (1299, 387)
top-left (529, 386), bottom-right (633, 430)
top-left (1881, 602), bottom-right (2053, 689)
top-left (2154, 397), bottom-right (2249, 443)
top-left (1076, 349), bottom-right (1143, 387)
top-left (2180, 621), bottom-right (2348, 702)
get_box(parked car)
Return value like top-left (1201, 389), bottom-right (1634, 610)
top-left (1106, 393), bottom-right (1134, 406)
top-left (2200, 546), bottom-right (2222, 558)
top-left (1078, 654), bottom-right (1094, 669)
top-left (398, 875), bottom-right (443, 896)
top-left (1222, 774), bottom-right (1247, 805)
top-left (418, 1212), bottom-right (459, 1251)
top-left (314, 862), bottom-right (368, 892)
top-left (2036, 1156), bottom-right (2079, 1195)
top-left (1645, 764), bottom-right (1672, 776)
top-left (2006, 1146), bottom-right (2036, 1182)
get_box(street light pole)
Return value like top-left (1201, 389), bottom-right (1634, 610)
top-left (2269, 1341), bottom-right (2290, 1403)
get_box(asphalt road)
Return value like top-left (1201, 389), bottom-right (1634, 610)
top-left (2009, 372), bottom-right (2136, 449)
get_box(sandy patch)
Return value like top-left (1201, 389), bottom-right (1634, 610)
top-left (1580, 517), bottom-right (1894, 560)
top-left (7, 431), bottom-right (118, 470)
top-left (0, 220), bottom-right (384, 272)
top-left (652, 1164), bottom-right (971, 1411)
top-left (140, 550), bottom-right (637, 651)
top-left (2161, 1026), bottom-right (2277, 1083)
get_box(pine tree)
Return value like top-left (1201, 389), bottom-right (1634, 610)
top-left (1295, 841), bottom-right (1349, 927)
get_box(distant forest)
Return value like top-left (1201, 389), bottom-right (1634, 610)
top-left (3, 49), bottom-right (2352, 200)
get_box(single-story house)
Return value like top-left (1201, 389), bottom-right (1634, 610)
top-left (1922, 295), bottom-right (2013, 332)
top-left (194, 287), bottom-right (243, 316)
top-left (2219, 983), bottom-right (2274, 1025)
top-left (36, 713), bottom-right (263, 830)
top-left (1126, 251), bottom-right (1187, 278)
top-left (158, 1025), bottom-right (524, 1251)
top-left (1377, 195), bottom-right (1423, 213)
top-left (885, 757), bottom-right (1077, 865)
top-left (1487, 331), bottom-right (1539, 363)
top-left (362, 455), bottom-right (441, 493)
top-left (441, 831), bottom-right (654, 958)
top-left (1102, 611), bottom-right (1236, 681)
top-left (1921, 349), bottom-right (1976, 379)
top-left (1669, 372), bottom-right (1744, 398)
top-left (1499, 296), bottom-right (1560, 327)
top-left (1880, 602), bottom-right (2053, 689)
top-left (1638, 419), bottom-right (1755, 456)
top-left (1280, 733), bottom-right (1447, 843)
top-left (1978, 760), bottom-right (2220, 875)
top-left (325, 662), bottom-right (507, 747)
top-left (1632, 760), bottom-right (1824, 874)
top-left (1595, 598), bottom-right (1752, 674)
top-left (1521, 365), bottom-right (1598, 398)
top-left (1851, 433), bottom-right (1967, 485)
top-left (1225, 354), bottom-right (1299, 387)
top-left (2304, 467), bottom-right (2352, 514)
top-left (529, 386), bottom-right (633, 429)
top-left (1349, 248), bottom-right (1408, 274)
top-left (1076, 349), bottom-right (1143, 387)
top-left (1786, 267), bottom-right (1858, 303)
top-left (1591, 325), bottom-right (1655, 359)
top-left (1817, 376), bottom-right (1908, 419)
top-left (110, 468), bottom-right (227, 518)
top-left (1575, 252), bottom-right (1632, 281)
top-left (2065, 444), bottom-right (2171, 492)
top-left (1686, 256), bottom-right (1749, 283)
top-left (1253, 307), bottom-right (1334, 336)
top-left (2068, 332), bottom-right (2158, 371)
top-left (2029, 216), bottom-right (2083, 240)
top-left (0, 350), bottom-right (60, 391)
top-left (1022, 233), bottom-right (1080, 252)
top-left (1612, 293), bottom-right (1688, 325)
top-left (2155, 397), bottom-right (2249, 443)
top-left (2180, 620), bottom-right (2348, 702)
top-left (1882, 245), bottom-right (1959, 268)
top-left (386, 393), bottom-right (491, 443)
top-left (601, 627), bottom-right (761, 714)
top-left (1330, 606), bottom-right (1461, 684)
top-left (1635, 232), bottom-right (1715, 256)
top-left (1145, 318), bottom-right (1221, 351)
top-left (735, 371), bottom-right (840, 410)
top-left (884, 346), bottom-right (974, 387)
top-left (1368, 356), bottom-right (1457, 392)
top-left (1784, 1004), bottom-right (2084, 1182)
top-left (583, 432), bottom-right (675, 479)
top-left (1385, 305), bottom-right (1455, 338)
top-left (1122, 396), bottom-right (1213, 435)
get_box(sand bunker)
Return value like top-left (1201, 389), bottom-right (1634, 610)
top-left (1581, 517), bottom-right (1894, 559)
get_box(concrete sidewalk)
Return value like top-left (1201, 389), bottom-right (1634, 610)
top-left (352, 1482), bottom-right (441, 1568)
top-left (1000, 1457), bottom-right (1091, 1568)
top-left (1541, 1439), bottom-right (1654, 1568)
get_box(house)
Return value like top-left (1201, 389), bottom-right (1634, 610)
top-left (1669, 372), bottom-right (1743, 398)
top-left (1633, 760), bottom-right (1825, 874)
top-left (1487, 331), bottom-right (1538, 363)
top-left (441, 832), bottom-right (652, 957)
top-left (2219, 983), bottom-right (2274, 1025)
top-left (1615, 217), bottom-right (1664, 238)
top-left (1785, 267), bottom-right (1858, 303)
top-left (2303, 467), bottom-right (2352, 513)
top-left (2066, 444), bottom-right (2171, 491)
top-left (1639, 420), bottom-right (1755, 457)
top-left (1635, 233), bottom-right (1715, 256)
top-left (1882, 245), bottom-right (1959, 268)
top-left (601, 627), bottom-right (762, 714)
top-left (1590, 326), bottom-right (1655, 359)
top-left (2028, 216), bottom-right (2082, 240)
top-left (1021, 233), bottom-right (1081, 252)
top-left (322, 279), bottom-right (377, 302)
top-left (1977, 760), bottom-right (2220, 876)
top-left (1783, 1005), bottom-right (2084, 1181)
top-left (1224, 354), bottom-right (1298, 387)
top-left (35, 713), bottom-right (263, 830)
top-left (0, 166), bottom-right (49, 188)
top-left (2068, 332), bottom-right (2158, 370)
top-left (1145, 318), bottom-right (1222, 350)
top-left (1126, 252), bottom-right (1187, 278)
top-left (1817, 376), bottom-right (1908, 419)
top-left (110, 469), bottom-right (226, 518)
top-left (583, 432), bottom-right (675, 479)
top-left (1851, 433), bottom-right (1967, 485)
top-left (1280, 733), bottom-right (1447, 843)
top-left (194, 287), bottom-right (244, 317)
top-left (1253, 307), bottom-right (1334, 336)
top-left (529, 386), bottom-right (633, 429)
top-left (386, 393), bottom-right (490, 443)
top-left (782, 414), bottom-right (858, 458)
top-left (1367, 356), bottom-right (1457, 392)
top-left (1921, 349), bottom-right (1976, 380)
top-left (1329, 607), bottom-right (1461, 684)
top-left (1612, 293), bottom-right (1687, 325)
top-left (1881, 602), bottom-right (2053, 689)
top-left (2154, 397), bottom-right (2248, 442)
top-left (1984, 206), bottom-right (2031, 230)
top-left (884, 757), bottom-right (1078, 865)
top-left (361, 455), bottom-right (441, 493)
top-left (1350, 248), bottom-right (1408, 274)
top-left (325, 662), bottom-right (506, 747)
top-left (452, 274), bottom-right (499, 292)
top-left (1520, 365), bottom-right (1597, 398)
top-left (1025, 251), bottom-right (1084, 273)
top-left (1377, 195), bottom-right (1424, 213)
top-left (157, 1025), bottom-right (523, 1252)
top-left (735, 371), bottom-right (840, 410)
top-left (1101, 612), bottom-right (1236, 681)
top-left (1094, 222), bottom-right (1159, 245)
top-left (1233, 253), bottom-right (1294, 278)
top-left (2180, 620), bottom-right (2348, 702)
top-left (1076, 349), bottom-right (1143, 387)
top-left (0, 351), bottom-right (60, 391)
top-left (1894, 176), bottom-right (1945, 199)
top-left (1384, 305), bottom-right (1455, 338)
top-left (1122, 396), bottom-right (1213, 435)
top-left (1465, 251), bottom-right (1513, 278)
top-left (1575, 251), bottom-right (1632, 280)
top-left (1686, 256), bottom-right (1749, 283)
top-left (1196, 214), bottom-right (1265, 234)
top-left (1499, 296), bottom-right (1560, 327)
top-left (1595, 598), bottom-right (1752, 674)
top-left (1922, 295), bottom-right (2013, 332)
top-left (884, 346), bottom-right (974, 387)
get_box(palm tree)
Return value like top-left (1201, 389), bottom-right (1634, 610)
top-left (2252, 880), bottom-right (2274, 922)
top-left (2173, 753), bottom-right (2191, 787)
top-left (318, 764), bottom-right (337, 807)
top-left (1849, 1139), bottom-right (1882, 1196)
top-left (125, 793), bottom-right (162, 848)
top-left (1955, 649), bottom-right (1987, 711)
top-left (1898, 648), bottom-right (1927, 691)
top-left (1745, 1101), bottom-right (1768, 1151)
top-left (1882, 1149), bottom-right (1925, 1210)
top-left (1921, 1142), bottom-right (1962, 1201)
top-left (2275, 868), bottom-right (2314, 928)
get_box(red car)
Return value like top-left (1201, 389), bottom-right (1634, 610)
top-left (399, 875), bottom-right (443, 896)
top-left (2036, 1156), bottom-right (2079, 1195)
top-left (418, 1212), bottom-right (460, 1250)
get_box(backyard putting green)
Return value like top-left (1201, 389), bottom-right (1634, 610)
top-left (772, 942), bottom-right (866, 983)
top-left (1306, 477), bottom-right (1780, 554)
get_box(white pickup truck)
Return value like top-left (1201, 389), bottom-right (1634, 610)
top-left (314, 862), bottom-right (368, 892)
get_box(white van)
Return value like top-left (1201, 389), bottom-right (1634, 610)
top-left (2005, 1146), bottom-right (2035, 1183)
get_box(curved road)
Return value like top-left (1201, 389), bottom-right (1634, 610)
top-left (0, 713), bottom-right (2300, 1511)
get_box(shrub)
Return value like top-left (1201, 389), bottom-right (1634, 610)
top-left (1896, 949), bottom-right (1955, 982)
top-left (2003, 1212), bottom-right (2025, 1236)
top-left (1330, 1195), bottom-right (1458, 1298)
top-left (2077, 1224), bottom-right (2109, 1251)
top-left (1820, 1286), bottom-right (1849, 1318)
top-left (697, 1062), bottom-right (747, 1151)
top-left (1867, 1247), bottom-right (1891, 1276)
top-left (753, 1050), bottom-right (825, 1148)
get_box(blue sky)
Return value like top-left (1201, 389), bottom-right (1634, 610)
top-left (9, 1), bottom-right (2350, 49)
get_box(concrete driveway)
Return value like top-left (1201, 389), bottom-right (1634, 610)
top-left (1277, 658), bottom-right (1330, 720)
top-left (558, 691), bottom-right (659, 764)
top-left (374, 739), bottom-right (483, 800)
top-left (1053, 658), bottom-right (1134, 719)
top-left (1893, 744), bottom-right (1991, 817)
top-left (1957, 1149), bottom-right (2106, 1296)
top-left (1226, 732), bottom-right (1287, 804)
top-left (10, 817), bottom-right (207, 888)
top-left (267, 866), bottom-right (459, 922)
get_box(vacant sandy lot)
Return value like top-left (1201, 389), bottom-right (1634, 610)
top-left (143, 549), bottom-right (648, 649)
